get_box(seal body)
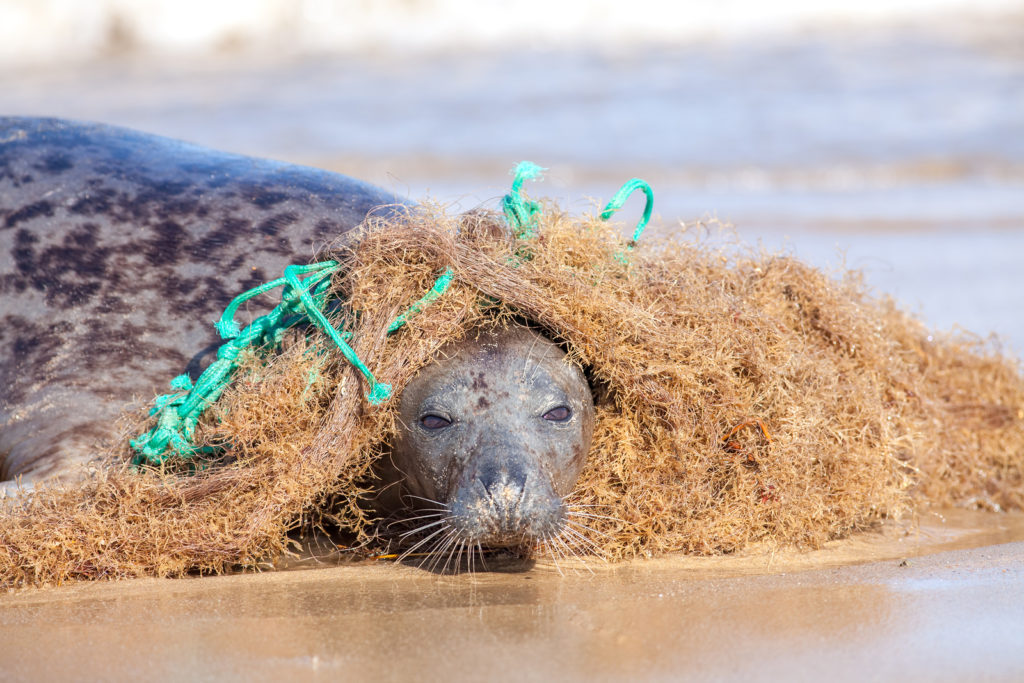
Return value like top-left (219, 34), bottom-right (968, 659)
top-left (386, 326), bottom-right (595, 551)
top-left (0, 117), bottom-right (402, 486)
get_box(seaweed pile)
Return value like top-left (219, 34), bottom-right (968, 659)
top-left (1, 204), bottom-right (1021, 587)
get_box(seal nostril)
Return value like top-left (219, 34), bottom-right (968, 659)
top-left (477, 459), bottom-right (527, 496)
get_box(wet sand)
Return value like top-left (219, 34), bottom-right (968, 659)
top-left (1, 509), bottom-right (1022, 682)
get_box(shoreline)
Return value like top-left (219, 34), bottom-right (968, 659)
top-left (2, 508), bottom-right (1022, 681)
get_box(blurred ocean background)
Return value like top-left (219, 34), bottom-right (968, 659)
top-left (2, 0), bottom-right (1022, 353)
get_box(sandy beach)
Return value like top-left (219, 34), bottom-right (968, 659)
top-left (0, 509), bottom-right (1022, 681)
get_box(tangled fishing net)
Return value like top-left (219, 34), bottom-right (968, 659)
top-left (1, 180), bottom-right (1022, 588)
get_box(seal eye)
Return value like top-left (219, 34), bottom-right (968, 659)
top-left (543, 406), bottom-right (571, 422)
top-left (420, 414), bottom-right (452, 430)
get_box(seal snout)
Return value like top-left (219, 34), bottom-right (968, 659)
top-left (449, 455), bottom-right (565, 547)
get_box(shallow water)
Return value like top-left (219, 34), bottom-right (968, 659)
top-left (3, 14), bottom-right (1021, 352)
top-left (1, 510), bottom-right (1023, 682)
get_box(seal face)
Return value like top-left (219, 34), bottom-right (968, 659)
top-left (389, 326), bottom-right (595, 551)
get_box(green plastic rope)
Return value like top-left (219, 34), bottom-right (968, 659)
top-left (131, 261), bottom-right (342, 464)
top-left (131, 259), bottom-right (454, 465)
top-left (388, 267), bottom-right (455, 334)
top-left (283, 263), bottom-right (394, 404)
top-left (502, 161), bottom-right (545, 241)
top-left (131, 164), bottom-right (652, 467)
top-left (599, 178), bottom-right (654, 263)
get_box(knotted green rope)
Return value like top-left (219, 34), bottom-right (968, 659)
top-left (600, 177), bottom-right (654, 264)
top-left (502, 161), bottom-right (545, 242)
top-left (131, 259), bottom-right (453, 465)
top-left (503, 162), bottom-right (653, 262)
top-left (130, 163), bottom-right (653, 467)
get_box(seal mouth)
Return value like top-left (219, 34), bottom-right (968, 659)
top-left (445, 461), bottom-right (568, 546)
top-left (392, 484), bottom-right (570, 572)
top-left (392, 489), bottom-right (610, 573)
top-left (448, 485), bottom-right (567, 549)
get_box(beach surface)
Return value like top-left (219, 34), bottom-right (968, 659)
top-left (1, 510), bottom-right (1023, 682)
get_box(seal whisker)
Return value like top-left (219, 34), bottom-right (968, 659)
top-left (565, 507), bottom-right (623, 521)
top-left (553, 532), bottom-right (593, 574)
top-left (392, 510), bottom-right (448, 523)
top-left (476, 541), bottom-right (488, 572)
top-left (539, 533), bottom-right (564, 576)
top-left (562, 522), bottom-right (605, 555)
top-left (557, 534), bottom-right (586, 562)
top-left (566, 506), bottom-right (621, 515)
top-left (542, 532), bottom-right (566, 567)
top-left (450, 539), bottom-right (467, 575)
top-left (425, 529), bottom-right (460, 573)
top-left (417, 533), bottom-right (450, 572)
top-left (435, 534), bottom-right (461, 574)
top-left (397, 518), bottom-right (450, 539)
top-left (567, 512), bottom-right (613, 523)
top-left (564, 517), bottom-right (614, 539)
top-left (555, 527), bottom-right (583, 559)
top-left (548, 534), bottom-right (570, 576)
top-left (395, 528), bottom-right (448, 557)
top-left (387, 511), bottom-right (446, 529)
top-left (429, 525), bottom-right (458, 555)
top-left (552, 532), bottom-right (580, 562)
top-left (556, 533), bottom-right (596, 574)
top-left (443, 537), bottom-right (463, 575)
top-left (400, 506), bottom-right (452, 515)
top-left (561, 522), bottom-right (601, 546)
top-left (560, 525), bottom-right (605, 559)
top-left (404, 494), bottom-right (448, 508)
top-left (396, 524), bottom-right (449, 563)
top-left (565, 518), bottom-right (615, 545)
top-left (440, 539), bottom-right (456, 575)
top-left (565, 509), bottom-right (618, 528)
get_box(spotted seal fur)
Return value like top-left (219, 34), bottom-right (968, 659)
top-left (0, 117), bottom-right (402, 489)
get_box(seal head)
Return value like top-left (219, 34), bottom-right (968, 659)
top-left (390, 325), bottom-right (594, 550)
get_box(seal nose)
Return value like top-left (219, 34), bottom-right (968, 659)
top-left (477, 459), bottom-right (527, 532)
top-left (478, 459), bottom-right (527, 498)
top-left (448, 451), bottom-right (564, 547)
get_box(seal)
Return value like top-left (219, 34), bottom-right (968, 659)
top-left (380, 325), bottom-right (595, 560)
top-left (0, 117), bottom-right (402, 490)
top-left (0, 118), bottom-right (597, 561)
